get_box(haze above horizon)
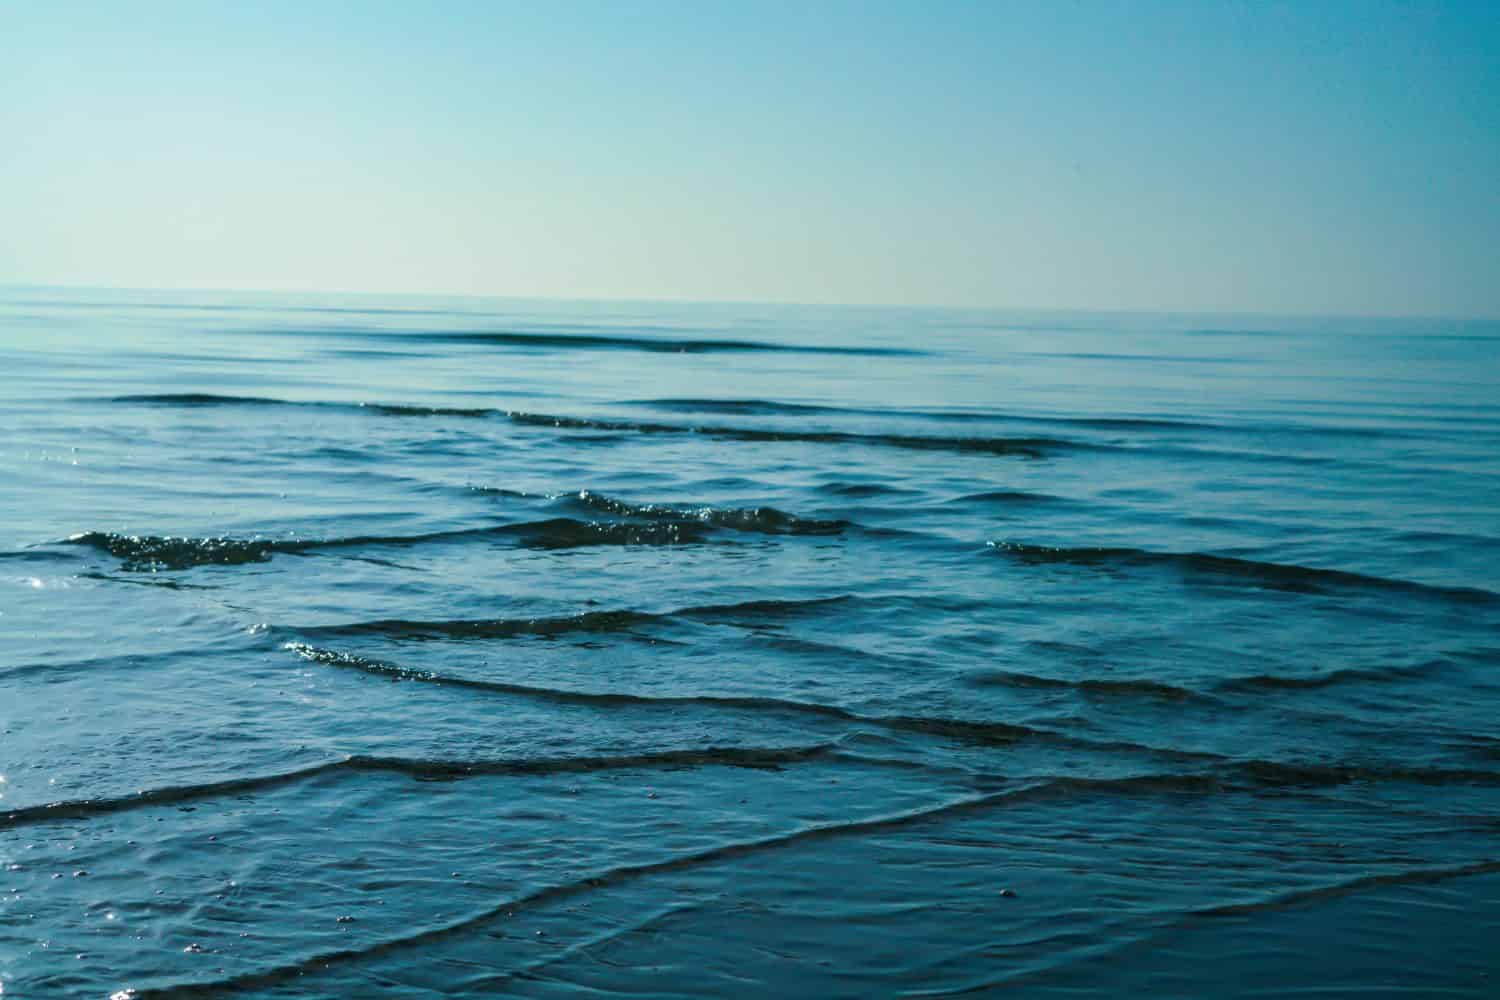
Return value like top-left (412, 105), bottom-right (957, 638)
top-left (3, 1), bottom-right (1496, 318)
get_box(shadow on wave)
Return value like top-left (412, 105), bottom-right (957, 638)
top-left (988, 541), bottom-right (1500, 606)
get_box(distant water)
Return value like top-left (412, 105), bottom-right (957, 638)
top-left (3, 287), bottom-right (1499, 999)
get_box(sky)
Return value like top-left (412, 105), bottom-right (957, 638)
top-left (2, 1), bottom-right (1496, 316)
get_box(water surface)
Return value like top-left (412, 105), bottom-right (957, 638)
top-left (3, 288), bottom-right (1499, 997)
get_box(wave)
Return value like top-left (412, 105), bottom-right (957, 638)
top-left (295, 611), bottom-right (662, 642)
top-left (506, 411), bottom-right (1068, 458)
top-left (626, 398), bottom-right (856, 416)
top-left (296, 595), bottom-right (857, 644)
top-left (1023, 351), bottom-right (1249, 365)
top-left (76, 571), bottom-right (219, 590)
top-left (0, 548), bottom-right (80, 563)
top-left (951, 490), bottom-right (1067, 506)
top-left (987, 541), bottom-right (1500, 605)
top-left (128, 769), bottom-right (1500, 998)
top-left (284, 642), bottom-right (1042, 740)
top-left (358, 402), bottom-right (500, 417)
top-left (0, 745), bottom-right (838, 831)
top-left (0, 641), bottom-right (265, 683)
top-left (815, 481), bottom-right (913, 498)
top-left (621, 397), bottom-right (1213, 431)
top-left (57, 489), bottom-right (867, 571)
top-left (1226, 758), bottom-right (1500, 789)
top-left (489, 517), bottom-right (718, 549)
top-left (61, 518), bottom-right (729, 569)
top-left (111, 393), bottom-right (495, 418)
top-left (293, 622), bottom-right (1499, 782)
top-left (111, 392), bottom-right (290, 407)
top-left (1218, 660), bottom-right (1449, 692)
top-left (1195, 859), bottom-right (1500, 918)
top-left (967, 669), bottom-right (1201, 701)
top-left (561, 490), bottom-right (846, 536)
top-left (64, 531), bottom-right (293, 569)
top-left (125, 780), bottom-right (1154, 998)
top-left (104, 394), bottom-right (1072, 457)
top-left (349, 328), bottom-right (924, 356)
top-left (282, 642), bottom-right (1209, 762)
top-left (105, 393), bottom-right (1445, 456)
top-left (127, 791), bottom-right (1009, 997)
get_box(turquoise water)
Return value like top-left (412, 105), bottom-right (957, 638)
top-left (2, 288), bottom-right (1499, 998)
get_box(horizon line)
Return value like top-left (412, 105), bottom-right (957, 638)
top-left (2, 279), bottom-right (1496, 326)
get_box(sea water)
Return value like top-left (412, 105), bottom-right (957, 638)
top-left (2, 288), bottom-right (1498, 997)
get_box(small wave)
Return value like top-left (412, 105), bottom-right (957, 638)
top-left (402, 330), bottom-right (922, 356)
top-left (0, 643), bottom-right (259, 683)
top-left (562, 490), bottom-right (846, 536)
top-left (951, 490), bottom-right (1067, 506)
top-left (64, 531), bottom-right (290, 569)
top-left (127, 762), bottom-right (1500, 998)
top-left (622, 397), bottom-right (1214, 431)
top-left (1023, 351), bottom-right (1249, 365)
top-left (358, 402), bottom-right (498, 417)
top-left (127, 790), bottom-right (1011, 998)
top-left (1219, 660), bottom-right (1448, 692)
top-left (464, 485), bottom-right (538, 499)
top-left (282, 642), bottom-right (1189, 761)
top-left (676, 594), bottom-right (857, 620)
top-left (111, 392), bottom-right (291, 407)
top-left (111, 393), bottom-right (496, 418)
top-left (1187, 328), bottom-right (1295, 338)
top-left (76, 571), bottom-right (219, 590)
top-left (495, 517), bottom-right (718, 548)
top-left (62, 517), bottom-right (726, 569)
top-left (1195, 859), bottom-right (1500, 918)
top-left (0, 745), bottom-right (837, 830)
top-left (295, 595), bottom-right (853, 643)
top-left (296, 610), bottom-right (662, 642)
top-left (133, 763), bottom-right (1458, 999)
top-left (987, 541), bottom-right (1500, 605)
top-left (1023, 760), bottom-right (1500, 794)
top-left (1227, 759), bottom-right (1500, 789)
top-left (506, 411), bottom-right (1068, 458)
top-left (627, 398), bottom-right (853, 416)
top-left (815, 481), bottom-right (912, 498)
top-left (104, 394), bottom-right (1075, 457)
top-left (967, 669), bottom-right (1201, 701)
top-left (0, 548), bottom-right (80, 563)
top-left (284, 643), bottom-right (1034, 736)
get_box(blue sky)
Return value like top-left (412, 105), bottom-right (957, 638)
top-left (3, 1), bottom-right (1496, 315)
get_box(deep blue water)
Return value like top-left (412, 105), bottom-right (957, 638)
top-left (2, 287), bottom-right (1499, 998)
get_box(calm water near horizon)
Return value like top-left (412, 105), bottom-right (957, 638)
top-left (2, 287), bottom-right (1499, 997)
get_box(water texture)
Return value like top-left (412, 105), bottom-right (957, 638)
top-left (2, 289), bottom-right (1498, 998)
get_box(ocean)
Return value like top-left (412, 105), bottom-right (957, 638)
top-left (2, 287), bottom-right (1498, 998)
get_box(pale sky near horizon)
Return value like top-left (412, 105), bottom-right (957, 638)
top-left (3, 1), bottom-right (1496, 317)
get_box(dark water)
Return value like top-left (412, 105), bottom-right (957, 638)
top-left (3, 288), bottom-right (1499, 998)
